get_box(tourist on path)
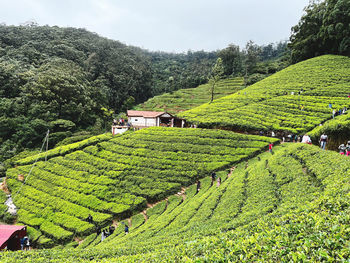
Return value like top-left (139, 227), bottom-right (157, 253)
top-left (302, 134), bottom-right (312, 144)
top-left (319, 134), bottom-right (328, 150)
top-left (216, 177), bottom-right (221, 187)
top-left (101, 230), bottom-right (106, 241)
top-left (210, 172), bottom-right (216, 186)
top-left (346, 141), bottom-right (350, 156)
top-left (87, 214), bottom-right (93, 224)
top-left (339, 144), bottom-right (346, 155)
top-left (269, 143), bottom-right (273, 153)
top-left (196, 180), bottom-right (201, 194)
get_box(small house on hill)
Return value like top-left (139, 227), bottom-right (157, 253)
top-left (127, 110), bottom-right (185, 128)
top-left (0, 225), bottom-right (27, 251)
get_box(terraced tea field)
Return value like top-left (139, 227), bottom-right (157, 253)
top-left (5, 127), bottom-right (277, 247)
top-left (179, 55), bottom-right (350, 134)
top-left (2, 143), bottom-right (350, 262)
top-left (134, 77), bottom-right (244, 114)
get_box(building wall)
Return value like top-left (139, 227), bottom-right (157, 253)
top-left (129, 116), bottom-right (146, 126)
top-left (129, 116), bottom-right (160, 127)
top-left (145, 117), bottom-right (157, 127)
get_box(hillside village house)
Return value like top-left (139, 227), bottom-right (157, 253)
top-left (127, 110), bottom-right (185, 128)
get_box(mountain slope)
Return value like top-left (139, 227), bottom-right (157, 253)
top-left (4, 127), bottom-right (277, 247)
top-left (2, 143), bottom-right (350, 262)
top-left (134, 77), bottom-right (244, 114)
top-left (178, 55), bottom-right (350, 134)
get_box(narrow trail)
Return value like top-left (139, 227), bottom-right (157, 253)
top-left (227, 166), bottom-right (236, 178)
top-left (74, 237), bottom-right (84, 245)
top-left (176, 187), bottom-right (187, 201)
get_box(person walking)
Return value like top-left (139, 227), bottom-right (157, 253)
top-left (124, 224), bottom-right (129, 235)
top-left (20, 237), bottom-right (25, 250)
top-left (319, 134), bottom-right (328, 150)
top-left (339, 144), bottom-right (346, 155)
top-left (210, 172), bottom-right (216, 186)
top-left (87, 214), bottom-right (93, 224)
top-left (196, 180), bottom-right (201, 195)
top-left (269, 143), bottom-right (273, 153)
top-left (302, 134), bottom-right (312, 144)
top-left (346, 141), bottom-right (350, 156)
top-left (101, 229), bottom-right (106, 241)
top-left (216, 177), bottom-right (221, 187)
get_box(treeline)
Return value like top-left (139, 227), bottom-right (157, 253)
top-left (0, 25), bottom-right (153, 161)
top-left (289, 0), bottom-right (350, 63)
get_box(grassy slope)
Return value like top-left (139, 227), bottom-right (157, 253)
top-left (2, 143), bottom-right (350, 262)
top-left (4, 127), bottom-right (276, 247)
top-left (134, 77), bottom-right (244, 115)
top-left (178, 55), bottom-right (350, 134)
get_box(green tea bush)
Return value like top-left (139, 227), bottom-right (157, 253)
top-left (5, 127), bottom-right (275, 247)
top-left (179, 55), bottom-right (350, 134)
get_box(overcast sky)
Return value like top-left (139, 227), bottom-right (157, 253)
top-left (0, 0), bottom-right (310, 53)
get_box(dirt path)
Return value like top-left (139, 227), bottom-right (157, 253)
top-left (176, 187), bottom-right (187, 201)
top-left (227, 166), bottom-right (236, 178)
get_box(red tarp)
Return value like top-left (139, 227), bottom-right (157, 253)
top-left (0, 225), bottom-right (27, 250)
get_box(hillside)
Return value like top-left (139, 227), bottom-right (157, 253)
top-left (2, 143), bottom-right (350, 262)
top-left (3, 127), bottom-right (277, 247)
top-left (178, 55), bottom-right (350, 134)
top-left (134, 77), bottom-right (244, 115)
top-left (0, 25), bottom-right (219, 162)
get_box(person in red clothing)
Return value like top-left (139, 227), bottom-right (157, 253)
top-left (269, 143), bottom-right (273, 153)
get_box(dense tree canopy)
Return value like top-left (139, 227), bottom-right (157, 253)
top-left (0, 25), bottom-right (154, 161)
top-left (289, 0), bottom-right (350, 63)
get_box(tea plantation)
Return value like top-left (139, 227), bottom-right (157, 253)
top-left (3, 127), bottom-right (277, 248)
top-left (1, 55), bottom-right (350, 262)
top-left (134, 77), bottom-right (244, 114)
top-left (179, 55), bottom-right (350, 134)
top-left (2, 143), bottom-right (350, 262)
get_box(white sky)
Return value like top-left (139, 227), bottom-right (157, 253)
top-left (0, 0), bottom-right (310, 53)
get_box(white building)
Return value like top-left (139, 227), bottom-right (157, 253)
top-left (127, 110), bottom-right (176, 128)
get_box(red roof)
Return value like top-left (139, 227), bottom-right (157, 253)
top-left (127, 110), bottom-right (170, 118)
top-left (0, 225), bottom-right (26, 250)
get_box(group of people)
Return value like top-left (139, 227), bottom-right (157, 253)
top-left (113, 118), bottom-right (130, 126)
top-left (99, 226), bottom-right (115, 241)
top-left (338, 141), bottom-right (350, 155)
top-left (195, 172), bottom-right (222, 194)
top-left (329, 102), bottom-right (347, 119)
top-left (86, 214), bottom-right (128, 242)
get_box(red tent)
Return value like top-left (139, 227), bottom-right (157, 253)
top-left (0, 225), bottom-right (27, 251)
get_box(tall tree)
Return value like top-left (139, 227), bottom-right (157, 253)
top-left (243, 41), bottom-right (261, 85)
top-left (209, 58), bottom-right (224, 103)
top-left (218, 44), bottom-right (243, 76)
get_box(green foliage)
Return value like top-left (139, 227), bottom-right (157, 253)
top-left (0, 25), bottom-right (153, 162)
top-left (134, 77), bottom-right (245, 114)
top-left (54, 131), bottom-right (94, 147)
top-left (179, 55), bottom-right (350, 134)
top-left (5, 127), bottom-right (276, 247)
top-left (308, 112), bottom-right (350, 149)
top-left (289, 0), bottom-right (350, 63)
top-left (209, 58), bottom-right (224, 103)
top-left (148, 50), bottom-right (217, 95)
top-left (2, 144), bottom-right (349, 262)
